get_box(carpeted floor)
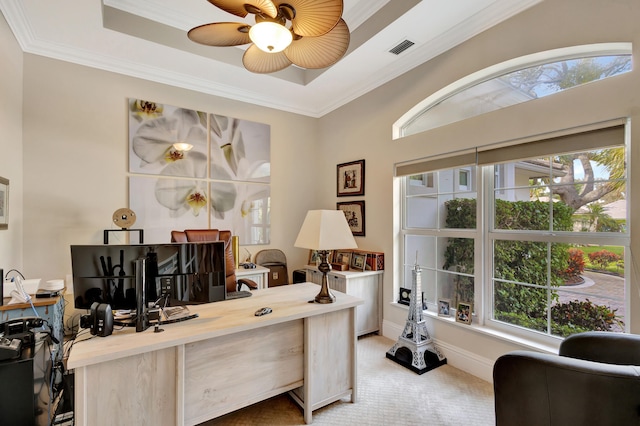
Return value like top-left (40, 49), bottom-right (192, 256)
top-left (202, 334), bottom-right (495, 425)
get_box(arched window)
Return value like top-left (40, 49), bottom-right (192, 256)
top-left (393, 43), bottom-right (632, 139)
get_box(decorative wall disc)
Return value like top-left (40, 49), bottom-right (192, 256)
top-left (112, 208), bottom-right (136, 229)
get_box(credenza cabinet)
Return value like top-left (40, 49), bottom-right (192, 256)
top-left (305, 267), bottom-right (382, 336)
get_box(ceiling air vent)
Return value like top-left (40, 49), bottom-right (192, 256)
top-left (389, 39), bottom-right (415, 55)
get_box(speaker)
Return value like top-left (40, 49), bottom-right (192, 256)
top-left (94, 303), bottom-right (114, 337)
top-left (81, 303), bottom-right (113, 337)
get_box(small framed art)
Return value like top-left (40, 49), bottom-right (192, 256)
top-left (456, 302), bottom-right (472, 324)
top-left (350, 252), bottom-right (367, 271)
top-left (308, 250), bottom-right (333, 265)
top-left (337, 201), bottom-right (365, 236)
top-left (337, 159), bottom-right (365, 197)
top-left (334, 250), bottom-right (352, 267)
top-left (0, 177), bottom-right (9, 230)
top-left (438, 299), bottom-right (451, 317)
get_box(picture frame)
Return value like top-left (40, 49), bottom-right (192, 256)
top-left (308, 250), bottom-right (333, 265)
top-left (456, 302), bottom-right (472, 324)
top-left (337, 159), bottom-right (365, 197)
top-left (334, 250), bottom-right (352, 267)
top-left (0, 177), bottom-right (9, 230)
top-left (350, 252), bottom-right (367, 271)
top-left (337, 201), bottom-right (365, 236)
top-left (438, 299), bottom-right (451, 317)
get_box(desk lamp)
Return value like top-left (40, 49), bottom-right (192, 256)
top-left (294, 210), bottom-right (357, 303)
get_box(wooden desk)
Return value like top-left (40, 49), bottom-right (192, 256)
top-left (68, 283), bottom-right (363, 425)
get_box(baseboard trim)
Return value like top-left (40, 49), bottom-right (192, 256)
top-left (382, 320), bottom-right (495, 383)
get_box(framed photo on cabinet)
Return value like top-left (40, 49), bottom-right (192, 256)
top-left (337, 159), bottom-right (365, 196)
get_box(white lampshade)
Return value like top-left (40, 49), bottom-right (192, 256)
top-left (249, 22), bottom-right (293, 53)
top-left (294, 210), bottom-right (358, 250)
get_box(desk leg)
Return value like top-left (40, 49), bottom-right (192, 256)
top-left (302, 307), bottom-right (357, 424)
top-left (176, 345), bottom-right (185, 426)
top-left (350, 306), bottom-right (358, 403)
top-left (74, 367), bottom-right (87, 426)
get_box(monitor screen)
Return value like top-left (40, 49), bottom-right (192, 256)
top-left (70, 242), bottom-right (226, 310)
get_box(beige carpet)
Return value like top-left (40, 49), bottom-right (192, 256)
top-left (202, 335), bottom-right (495, 426)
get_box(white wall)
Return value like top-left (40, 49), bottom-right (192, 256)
top-left (317, 0), bottom-right (640, 380)
top-left (0, 12), bottom-right (23, 274)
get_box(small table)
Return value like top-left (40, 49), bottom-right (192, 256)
top-left (0, 295), bottom-right (65, 362)
top-left (236, 264), bottom-right (269, 289)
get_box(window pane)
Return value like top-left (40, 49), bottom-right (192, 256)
top-left (494, 281), bottom-right (548, 333)
top-left (494, 199), bottom-right (551, 231)
top-left (438, 270), bottom-right (474, 308)
top-left (405, 235), bottom-right (437, 270)
top-left (494, 240), bottom-right (548, 286)
top-left (406, 195), bottom-right (438, 229)
top-left (405, 170), bottom-right (477, 230)
top-left (552, 245), bottom-right (625, 337)
top-left (443, 197), bottom-right (476, 229)
top-left (401, 55), bottom-right (631, 136)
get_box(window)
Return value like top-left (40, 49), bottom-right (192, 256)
top-left (398, 123), bottom-right (629, 340)
top-left (401, 157), bottom-right (478, 312)
top-left (393, 43), bottom-right (632, 139)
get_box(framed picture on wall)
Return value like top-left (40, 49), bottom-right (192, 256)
top-left (0, 177), bottom-right (9, 230)
top-left (337, 201), bottom-right (365, 236)
top-left (337, 159), bottom-right (365, 196)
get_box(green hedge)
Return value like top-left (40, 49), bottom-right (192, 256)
top-left (444, 198), bottom-right (573, 323)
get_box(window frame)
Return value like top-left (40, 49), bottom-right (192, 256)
top-left (398, 122), bottom-right (630, 346)
top-left (392, 43), bottom-right (632, 140)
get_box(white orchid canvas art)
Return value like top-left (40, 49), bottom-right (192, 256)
top-left (128, 99), bottom-right (271, 244)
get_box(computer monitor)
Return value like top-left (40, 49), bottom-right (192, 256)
top-left (70, 242), bottom-right (226, 311)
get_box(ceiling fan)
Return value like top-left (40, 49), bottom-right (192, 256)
top-left (188, 0), bottom-right (350, 74)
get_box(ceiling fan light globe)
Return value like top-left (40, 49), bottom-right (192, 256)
top-left (249, 22), bottom-right (292, 53)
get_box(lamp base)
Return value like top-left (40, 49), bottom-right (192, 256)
top-left (314, 251), bottom-right (335, 303)
top-left (314, 293), bottom-right (336, 304)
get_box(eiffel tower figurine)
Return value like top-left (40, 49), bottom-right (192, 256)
top-left (386, 260), bottom-right (447, 374)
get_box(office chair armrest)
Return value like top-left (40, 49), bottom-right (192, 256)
top-left (237, 278), bottom-right (258, 291)
top-left (560, 331), bottom-right (640, 365)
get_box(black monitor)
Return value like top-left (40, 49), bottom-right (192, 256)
top-left (70, 242), bottom-right (226, 311)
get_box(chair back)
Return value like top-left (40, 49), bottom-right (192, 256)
top-left (255, 249), bottom-right (289, 287)
top-left (183, 229), bottom-right (236, 293)
top-left (170, 230), bottom-right (187, 242)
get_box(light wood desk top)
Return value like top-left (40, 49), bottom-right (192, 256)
top-left (68, 282), bottom-right (363, 370)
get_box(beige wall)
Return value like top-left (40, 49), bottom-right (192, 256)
top-left (5, 0), bottom-right (640, 381)
top-left (319, 0), bottom-right (640, 377)
top-left (20, 55), bottom-right (320, 283)
top-left (0, 12), bottom-right (23, 273)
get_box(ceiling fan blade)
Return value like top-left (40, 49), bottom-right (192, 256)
top-left (188, 22), bottom-right (252, 47)
top-left (274, 0), bottom-right (343, 37)
top-left (243, 44), bottom-right (292, 73)
top-left (206, 0), bottom-right (278, 19)
top-left (285, 19), bottom-right (349, 69)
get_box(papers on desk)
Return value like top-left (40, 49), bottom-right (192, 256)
top-left (160, 306), bottom-right (198, 324)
